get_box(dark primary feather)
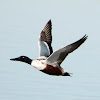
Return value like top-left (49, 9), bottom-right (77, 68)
top-left (46, 35), bottom-right (88, 66)
top-left (39, 20), bottom-right (53, 55)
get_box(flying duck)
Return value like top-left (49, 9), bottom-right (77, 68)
top-left (10, 20), bottom-right (88, 76)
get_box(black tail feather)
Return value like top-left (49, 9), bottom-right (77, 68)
top-left (62, 72), bottom-right (71, 76)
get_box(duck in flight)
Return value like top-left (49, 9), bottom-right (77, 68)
top-left (10, 20), bottom-right (88, 76)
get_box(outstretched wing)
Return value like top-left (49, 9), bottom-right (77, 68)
top-left (45, 35), bottom-right (88, 66)
top-left (38, 20), bottom-right (53, 59)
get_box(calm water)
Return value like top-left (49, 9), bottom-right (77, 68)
top-left (0, 32), bottom-right (100, 100)
top-left (0, 1), bottom-right (100, 100)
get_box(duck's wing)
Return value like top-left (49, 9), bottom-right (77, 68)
top-left (45, 35), bottom-right (88, 66)
top-left (38, 20), bottom-right (53, 59)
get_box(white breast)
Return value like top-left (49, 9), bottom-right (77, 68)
top-left (31, 60), bottom-right (46, 70)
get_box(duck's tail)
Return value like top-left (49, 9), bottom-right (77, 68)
top-left (62, 72), bottom-right (72, 76)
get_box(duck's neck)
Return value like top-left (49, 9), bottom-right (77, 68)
top-left (24, 58), bottom-right (32, 65)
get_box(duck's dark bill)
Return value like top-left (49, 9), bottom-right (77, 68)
top-left (10, 58), bottom-right (19, 61)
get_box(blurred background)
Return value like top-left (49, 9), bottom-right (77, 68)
top-left (0, 0), bottom-right (100, 100)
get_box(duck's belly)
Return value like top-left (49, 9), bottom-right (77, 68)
top-left (31, 60), bottom-right (63, 75)
top-left (40, 64), bottom-right (63, 75)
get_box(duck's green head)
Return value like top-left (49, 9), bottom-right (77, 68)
top-left (10, 56), bottom-right (32, 64)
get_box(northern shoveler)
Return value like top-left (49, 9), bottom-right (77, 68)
top-left (10, 20), bottom-right (88, 76)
